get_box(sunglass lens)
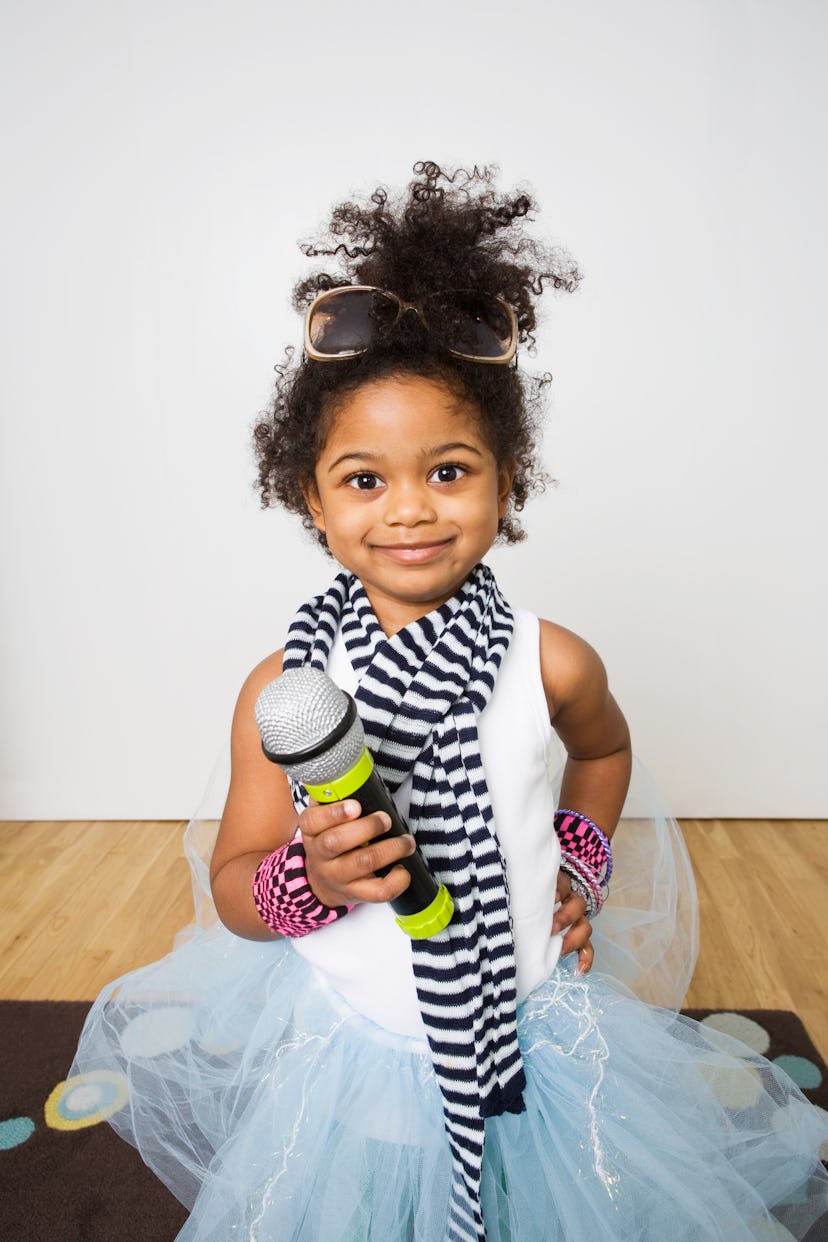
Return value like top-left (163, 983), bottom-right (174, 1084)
top-left (426, 293), bottom-right (514, 359)
top-left (308, 289), bottom-right (398, 356)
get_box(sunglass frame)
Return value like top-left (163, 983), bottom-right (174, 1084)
top-left (303, 285), bottom-right (519, 364)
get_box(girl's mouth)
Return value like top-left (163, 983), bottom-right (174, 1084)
top-left (373, 540), bottom-right (453, 564)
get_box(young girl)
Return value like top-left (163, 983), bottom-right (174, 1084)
top-left (71, 162), bottom-right (827, 1241)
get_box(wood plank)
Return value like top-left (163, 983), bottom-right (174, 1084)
top-left (0, 821), bottom-right (192, 1000)
top-left (682, 819), bottom-right (828, 1060)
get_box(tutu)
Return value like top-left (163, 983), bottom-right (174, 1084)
top-left (67, 751), bottom-right (828, 1240)
top-left (70, 925), bottom-right (828, 1241)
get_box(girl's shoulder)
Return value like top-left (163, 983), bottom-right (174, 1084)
top-left (535, 616), bottom-right (610, 722)
top-left (233, 649), bottom-right (286, 728)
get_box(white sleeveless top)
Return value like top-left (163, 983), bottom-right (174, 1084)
top-left (293, 608), bottom-right (563, 1040)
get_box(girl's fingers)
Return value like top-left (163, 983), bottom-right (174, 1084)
top-left (299, 799), bottom-right (364, 840)
top-left (551, 888), bottom-right (587, 935)
top-left (559, 914), bottom-right (593, 961)
top-left (302, 803), bottom-right (407, 860)
top-left (306, 849), bottom-right (413, 909)
top-left (332, 863), bottom-right (413, 907)
top-left (335, 831), bottom-right (416, 884)
top-left (301, 800), bottom-right (417, 907)
top-left (577, 941), bottom-right (595, 974)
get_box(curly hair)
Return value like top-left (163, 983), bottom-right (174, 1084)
top-left (253, 161), bottom-right (581, 546)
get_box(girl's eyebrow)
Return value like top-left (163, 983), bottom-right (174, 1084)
top-left (428, 441), bottom-right (485, 458)
top-left (327, 442), bottom-right (485, 474)
top-left (325, 450), bottom-right (381, 473)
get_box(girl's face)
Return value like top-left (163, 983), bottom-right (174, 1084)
top-left (304, 375), bottom-right (514, 635)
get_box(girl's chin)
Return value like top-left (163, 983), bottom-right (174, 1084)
top-left (359, 569), bottom-right (475, 619)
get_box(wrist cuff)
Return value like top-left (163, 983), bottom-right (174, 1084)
top-left (554, 809), bottom-right (613, 882)
top-left (252, 838), bottom-right (352, 937)
top-left (555, 809), bottom-right (613, 917)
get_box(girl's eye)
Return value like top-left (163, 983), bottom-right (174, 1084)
top-left (429, 463), bottom-right (467, 484)
top-left (346, 472), bottom-right (382, 490)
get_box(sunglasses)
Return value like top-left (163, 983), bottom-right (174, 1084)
top-left (303, 286), bottom-right (518, 364)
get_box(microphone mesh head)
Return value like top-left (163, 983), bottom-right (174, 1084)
top-left (254, 667), bottom-right (365, 786)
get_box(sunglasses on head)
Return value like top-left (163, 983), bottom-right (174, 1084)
top-left (303, 285), bottom-right (519, 364)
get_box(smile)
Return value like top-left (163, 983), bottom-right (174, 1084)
top-left (372, 540), bottom-right (454, 565)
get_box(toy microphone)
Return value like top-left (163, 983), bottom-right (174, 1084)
top-left (254, 667), bottom-right (454, 939)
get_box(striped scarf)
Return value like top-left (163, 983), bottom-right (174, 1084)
top-left (283, 563), bottom-right (525, 1242)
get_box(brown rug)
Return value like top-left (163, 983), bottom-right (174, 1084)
top-left (0, 1001), bottom-right (187, 1240)
top-left (1, 1001), bottom-right (825, 1241)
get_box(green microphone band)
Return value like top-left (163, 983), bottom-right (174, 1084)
top-left (304, 748), bottom-right (375, 803)
top-left (395, 883), bottom-right (454, 939)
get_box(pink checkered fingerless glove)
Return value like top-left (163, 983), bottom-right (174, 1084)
top-left (554, 809), bottom-right (613, 918)
top-left (252, 838), bottom-right (352, 937)
top-left (553, 810), bottom-right (613, 881)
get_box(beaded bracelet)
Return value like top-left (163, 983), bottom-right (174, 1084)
top-left (252, 837), bottom-right (352, 937)
top-left (559, 852), bottom-right (606, 917)
top-left (558, 862), bottom-right (596, 915)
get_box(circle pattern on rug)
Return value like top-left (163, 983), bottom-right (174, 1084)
top-left (699, 1012), bottom-right (771, 1055)
top-left (0, 1116), bottom-right (36, 1150)
top-left (198, 1029), bottom-right (244, 1057)
top-left (45, 1070), bottom-right (129, 1131)
top-left (119, 1006), bottom-right (196, 1058)
top-left (769, 1099), bottom-right (827, 1165)
top-left (817, 1108), bottom-right (828, 1163)
top-left (772, 1054), bottom-right (822, 1091)
top-left (746, 1219), bottom-right (797, 1241)
top-left (699, 1062), bottom-right (764, 1110)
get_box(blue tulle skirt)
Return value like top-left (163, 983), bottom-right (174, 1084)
top-left (69, 917), bottom-right (828, 1242)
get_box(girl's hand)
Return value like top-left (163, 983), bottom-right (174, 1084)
top-left (299, 799), bottom-right (417, 911)
top-left (552, 870), bottom-right (595, 974)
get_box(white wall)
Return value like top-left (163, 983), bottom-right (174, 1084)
top-left (2, 0), bottom-right (826, 819)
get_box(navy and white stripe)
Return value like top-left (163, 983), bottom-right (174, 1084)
top-left (284, 564), bottom-right (525, 1242)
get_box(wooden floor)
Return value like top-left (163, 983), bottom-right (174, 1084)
top-left (1, 819), bottom-right (826, 1060)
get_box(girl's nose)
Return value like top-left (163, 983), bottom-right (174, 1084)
top-left (383, 482), bottom-right (437, 526)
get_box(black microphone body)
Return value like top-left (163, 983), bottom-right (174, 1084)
top-left (254, 668), bottom-right (453, 939)
top-left (330, 761), bottom-right (439, 919)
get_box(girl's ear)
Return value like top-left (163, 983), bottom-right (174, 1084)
top-left (497, 460), bottom-right (516, 518)
top-left (301, 479), bottom-right (326, 533)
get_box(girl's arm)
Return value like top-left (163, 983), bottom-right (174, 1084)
top-left (540, 619), bottom-right (632, 835)
top-left (540, 620), bottom-right (632, 969)
top-left (211, 651), bottom-right (415, 940)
